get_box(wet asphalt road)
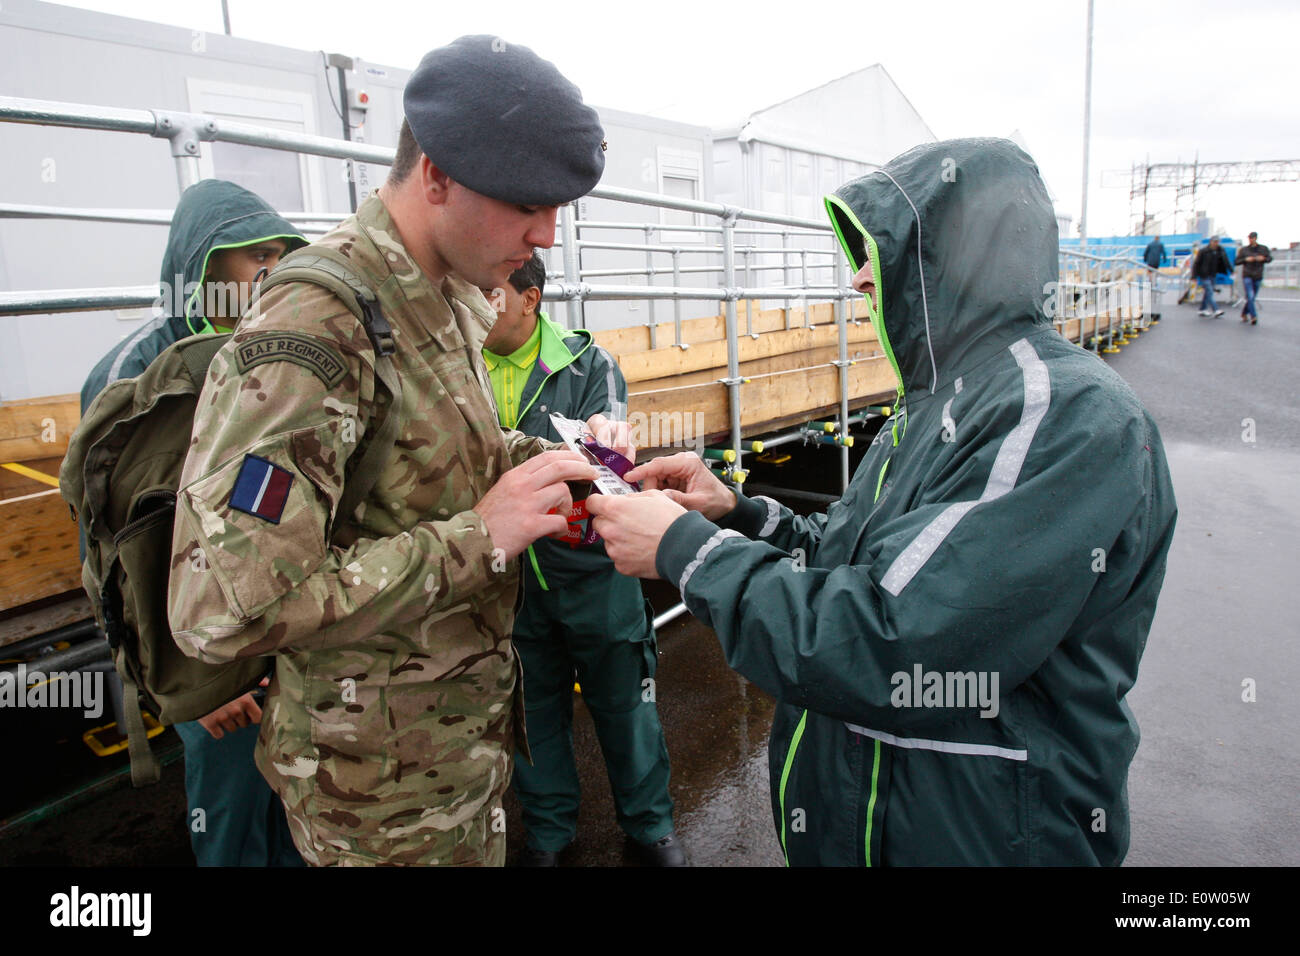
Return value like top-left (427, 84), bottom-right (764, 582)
top-left (4, 295), bottom-right (1296, 868)
top-left (1104, 296), bottom-right (1300, 866)
top-left (502, 583), bottom-right (786, 867)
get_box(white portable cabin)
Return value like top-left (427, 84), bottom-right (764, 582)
top-left (0, 1), bottom-right (947, 401)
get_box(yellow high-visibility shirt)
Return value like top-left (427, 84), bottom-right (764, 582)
top-left (483, 321), bottom-right (542, 429)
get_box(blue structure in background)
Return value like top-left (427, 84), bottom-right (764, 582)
top-left (1060, 233), bottom-right (1239, 284)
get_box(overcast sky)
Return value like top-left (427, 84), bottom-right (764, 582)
top-left (66, 0), bottom-right (1300, 245)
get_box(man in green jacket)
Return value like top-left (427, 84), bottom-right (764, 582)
top-left (82, 179), bottom-right (305, 406)
top-left (482, 254), bottom-right (681, 866)
top-left (589, 138), bottom-right (1178, 866)
top-left (79, 178), bottom-right (306, 865)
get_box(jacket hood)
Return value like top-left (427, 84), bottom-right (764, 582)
top-left (536, 312), bottom-right (592, 376)
top-left (160, 179), bottom-right (306, 332)
top-left (825, 138), bottom-right (1058, 400)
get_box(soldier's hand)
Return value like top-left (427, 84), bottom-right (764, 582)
top-left (476, 450), bottom-right (598, 561)
top-left (586, 490), bottom-right (686, 579)
top-left (625, 452), bottom-right (736, 520)
top-left (586, 413), bottom-right (635, 463)
top-left (197, 691), bottom-right (263, 740)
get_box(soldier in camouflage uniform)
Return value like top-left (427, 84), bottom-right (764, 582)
top-left (167, 36), bottom-right (611, 866)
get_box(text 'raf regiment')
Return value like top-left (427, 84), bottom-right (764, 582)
top-left (234, 332), bottom-right (347, 387)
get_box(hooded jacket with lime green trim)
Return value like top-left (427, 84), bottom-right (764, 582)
top-left (489, 312), bottom-right (627, 587)
top-left (80, 179), bottom-right (305, 412)
top-left (653, 138), bottom-right (1177, 865)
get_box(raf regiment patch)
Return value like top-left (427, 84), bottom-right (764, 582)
top-left (234, 332), bottom-right (347, 387)
top-left (229, 455), bottom-right (294, 523)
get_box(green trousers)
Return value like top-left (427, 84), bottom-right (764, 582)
top-left (511, 566), bottom-right (674, 851)
top-left (174, 719), bottom-right (304, 867)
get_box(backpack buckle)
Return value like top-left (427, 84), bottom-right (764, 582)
top-left (357, 295), bottom-right (395, 357)
top-left (100, 586), bottom-right (128, 650)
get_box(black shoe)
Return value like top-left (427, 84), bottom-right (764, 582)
top-left (634, 831), bottom-right (689, 867)
top-left (517, 845), bottom-right (562, 867)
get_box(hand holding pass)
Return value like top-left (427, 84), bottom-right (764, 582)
top-left (585, 490), bottom-right (687, 579)
top-left (624, 452), bottom-right (737, 520)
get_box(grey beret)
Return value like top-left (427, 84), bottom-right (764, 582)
top-left (403, 35), bottom-right (606, 206)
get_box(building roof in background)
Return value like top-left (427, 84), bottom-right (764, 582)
top-left (718, 64), bottom-right (937, 165)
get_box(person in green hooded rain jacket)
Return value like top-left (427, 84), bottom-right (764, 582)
top-left (79, 178), bottom-right (306, 865)
top-left (588, 138), bottom-right (1177, 866)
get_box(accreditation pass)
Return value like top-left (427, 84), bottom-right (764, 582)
top-left (549, 413), bottom-right (638, 496)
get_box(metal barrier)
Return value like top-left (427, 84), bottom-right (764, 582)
top-left (1, 93), bottom-right (1163, 493)
top-left (0, 94), bottom-right (861, 489)
top-left (1056, 248), bottom-right (1153, 352)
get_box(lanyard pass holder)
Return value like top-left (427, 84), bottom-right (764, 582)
top-left (549, 413), bottom-right (638, 544)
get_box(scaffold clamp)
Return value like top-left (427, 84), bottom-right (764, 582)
top-left (152, 109), bottom-right (217, 157)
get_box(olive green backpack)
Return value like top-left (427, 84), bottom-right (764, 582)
top-left (60, 249), bottom-right (401, 785)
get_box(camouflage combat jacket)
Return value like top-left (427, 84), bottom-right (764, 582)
top-left (167, 192), bottom-right (548, 865)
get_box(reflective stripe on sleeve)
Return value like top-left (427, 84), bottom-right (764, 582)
top-left (595, 345), bottom-right (618, 413)
top-left (677, 528), bottom-right (745, 593)
top-left (845, 722), bottom-right (1028, 761)
top-left (755, 496), bottom-right (782, 537)
top-left (880, 337), bottom-right (1050, 597)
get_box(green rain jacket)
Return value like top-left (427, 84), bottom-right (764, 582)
top-left (506, 313), bottom-right (627, 589)
top-left (654, 138), bottom-right (1177, 866)
top-left (80, 179), bottom-right (305, 411)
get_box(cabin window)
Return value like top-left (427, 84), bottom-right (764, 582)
top-left (657, 147), bottom-right (704, 243)
top-left (185, 79), bottom-right (325, 212)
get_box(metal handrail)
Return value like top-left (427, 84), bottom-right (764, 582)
top-left (0, 282), bottom-right (859, 317)
top-left (578, 264), bottom-right (837, 279)
top-left (576, 219), bottom-right (830, 239)
top-left (0, 201), bottom-right (347, 231)
top-left (0, 95), bottom-right (394, 166)
top-left (0, 93), bottom-right (1152, 489)
top-left (0, 286), bottom-right (159, 315)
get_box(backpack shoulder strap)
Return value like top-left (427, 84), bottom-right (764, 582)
top-left (258, 248), bottom-right (396, 357)
top-left (254, 248), bottom-right (402, 526)
top-left (177, 332), bottom-right (232, 388)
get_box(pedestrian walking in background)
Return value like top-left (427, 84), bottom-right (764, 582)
top-left (1236, 231), bottom-right (1272, 325)
top-left (1191, 237), bottom-right (1231, 317)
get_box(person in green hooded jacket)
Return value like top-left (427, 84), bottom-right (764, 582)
top-left (588, 138), bottom-right (1177, 866)
top-left (79, 178), bottom-right (306, 866)
top-left (480, 253), bottom-right (681, 866)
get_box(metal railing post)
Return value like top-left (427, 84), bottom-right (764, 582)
top-left (153, 112), bottom-right (212, 194)
top-left (782, 229), bottom-right (792, 330)
top-left (561, 202), bottom-right (581, 330)
top-left (743, 248), bottom-right (754, 337)
top-left (1101, 261), bottom-right (1118, 353)
top-left (721, 209), bottom-right (744, 475)
top-left (644, 225), bottom-right (657, 349)
top-left (671, 248), bottom-right (685, 349)
top-left (801, 249), bottom-right (810, 328)
top-left (174, 156), bottom-right (202, 192)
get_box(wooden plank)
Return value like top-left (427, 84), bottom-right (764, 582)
top-left (0, 456), bottom-right (63, 500)
top-left (0, 394), bottom-right (79, 463)
top-left (0, 488), bottom-right (83, 613)
top-left (594, 298), bottom-right (871, 356)
top-left (616, 320), bottom-right (880, 384)
top-left (629, 354), bottom-right (898, 443)
top-left (0, 594), bottom-right (93, 650)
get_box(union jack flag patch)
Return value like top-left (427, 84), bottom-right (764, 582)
top-left (229, 455), bottom-right (294, 523)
